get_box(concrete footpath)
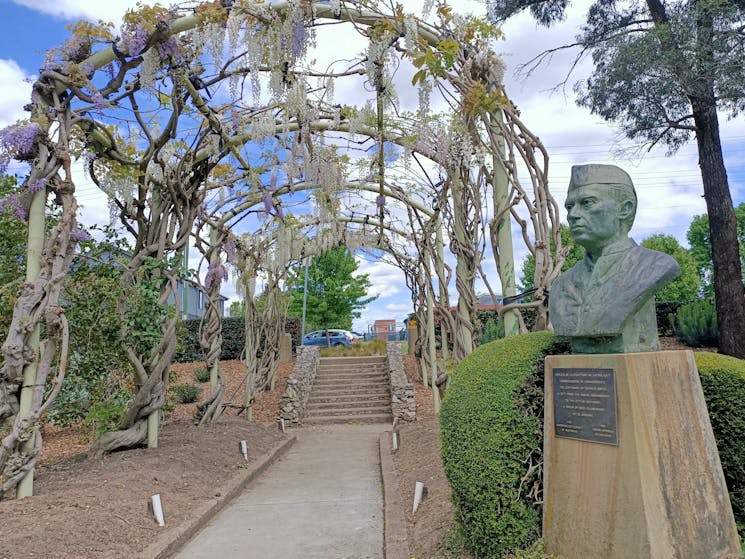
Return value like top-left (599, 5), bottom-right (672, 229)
top-left (174, 423), bottom-right (388, 559)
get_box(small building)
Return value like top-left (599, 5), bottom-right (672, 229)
top-left (373, 319), bottom-right (397, 334)
top-left (175, 278), bottom-right (227, 320)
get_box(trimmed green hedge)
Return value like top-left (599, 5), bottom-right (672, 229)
top-left (440, 332), bottom-right (569, 558)
top-left (174, 316), bottom-right (300, 363)
top-left (694, 352), bottom-right (745, 532)
top-left (441, 334), bottom-right (745, 557)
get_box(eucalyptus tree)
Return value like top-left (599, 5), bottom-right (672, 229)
top-left (487, 0), bottom-right (745, 358)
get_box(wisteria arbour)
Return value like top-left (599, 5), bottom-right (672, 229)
top-left (0, 0), bottom-right (564, 498)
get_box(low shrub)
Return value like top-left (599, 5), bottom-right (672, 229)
top-left (193, 367), bottom-right (211, 383)
top-left (318, 338), bottom-right (387, 357)
top-left (655, 300), bottom-right (685, 337)
top-left (171, 384), bottom-right (200, 404)
top-left (440, 332), bottom-right (569, 558)
top-left (441, 333), bottom-right (745, 556)
top-left (674, 299), bottom-right (718, 347)
top-left (694, 352), bottom-right (745, 538)
top-left (83, 388), bottom-right (131, 438)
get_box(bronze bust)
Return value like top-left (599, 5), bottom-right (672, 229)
top-left (548, 164), bottom-right (681, 353)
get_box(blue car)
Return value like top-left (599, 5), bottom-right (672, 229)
top-left (302, 329), bottom-right (353, 347)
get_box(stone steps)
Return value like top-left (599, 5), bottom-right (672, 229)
top-left (313, 375), bottom-right (388, 386)
top-left (307, 393), bottom-right (390, 405)
top-left (316, 369), bottom-right (388, 377)
top-left (305, 356), bottom-right (392, 425)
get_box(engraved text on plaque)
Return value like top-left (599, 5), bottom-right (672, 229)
top-left (553, 368), bottom-right (617, 445)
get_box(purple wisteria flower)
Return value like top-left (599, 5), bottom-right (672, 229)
top-left (292, 18), bottom-right (306, 59)
top-left (376, 195), bottom-right (386, 209)
top-left (157, 36), bottom-right (182, 61)
top-left (40, 57), bottom-right (64, 74)
top-left (119, 22), bottom-right (149, 57)
top-left (224, 239), bottom-right (237, 264)
top-left (0, 122), bottom-right (41, 163)
top-left (61, 36), bottom-right (88, 61)
top-left (79, 60), bottom-right (96, 78)
top-left (27, 177), bottom-right (47, 192)
top-left (1, 194), bottom-right (26, 220)
top-left (270, 170), bottom-right (278, 190)
top-left (262, 192), bottom-right (273, 213)
top-left (90, 89), bottom-right (106, 110)
top-left (205, 261), bottom-right (228, 291)
top-left (70, 227), bottom-right (92, 242)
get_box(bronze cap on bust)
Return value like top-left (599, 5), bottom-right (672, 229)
top-left (569, 164), bottom-right (635, 191)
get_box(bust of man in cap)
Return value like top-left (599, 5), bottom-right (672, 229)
top-left (548, 164), bottom-right (681, 353)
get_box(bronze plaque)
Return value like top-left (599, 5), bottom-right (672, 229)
top-left (553, 368), bottom-right (617, 445)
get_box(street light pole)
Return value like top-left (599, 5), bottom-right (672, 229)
top-left (300, 256), bottom-right (310, 344)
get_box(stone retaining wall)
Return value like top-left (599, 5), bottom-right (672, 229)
top-left (386, 342), bottom-right (416, 421)
top-left (279, 345), bottom-right (320, 424)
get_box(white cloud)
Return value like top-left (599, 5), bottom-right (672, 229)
top-left (354, 257), bottom-right (404, 299)
top-left (10, 0), bottom-right (139, 23)
top-left (0, 59), bottom-right (33, 128)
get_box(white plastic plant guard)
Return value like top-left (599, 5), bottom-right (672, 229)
top-left (151, 494), bottom-right (165, 527)
top-left (413, 481), bottom-right (425, 514)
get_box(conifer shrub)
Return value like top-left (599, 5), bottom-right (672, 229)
top-left (674, 299), bottom-right (718, 347)
top-left (440, 332), bottom-right (569, 558)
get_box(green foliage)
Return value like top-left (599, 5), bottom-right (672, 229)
top-left (83, 389), bottom-right (131, 438)
top-left (520, 225), bottom-right (584, 292)
top-left (319, 338), bottom-right (386, 357)
top-left (687, 204), bottom-right (745, 298)
top-left (640, 234), bottom-right (700, 302)
top-left (440, 332), bottom-right (569, 557)
top-left (170, 383), bottom-right (200, 404)
top-left (228, 299), bottom-right (245, 317)
top-left (48, 227), bottom-right (133, 427)
top-left (506, 540), bottom-right (561, 559)
top-left (173, 316), bottom-right (300, 363)
top-left (694, 352), bottom-right (745, 538)
top-left (0, 176), bottom-right (25, 345)
top-left (478, 317), bottom-right (504, 345)
top-left (674, 299), bottom-right (718, 347)
top-left (193, 367), bottom-right (210, 383)
top-left (287, 246), bottom-right (376, 331)
top-left (655, 300), bottom-right (686, 337)
top-left (123, 255), bottom-right (178, 357)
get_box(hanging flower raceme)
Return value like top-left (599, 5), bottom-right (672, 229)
top-left (262, 191), bottom-right (273, 213)
top-left (119, 21), bottom-right (149, 57)
top-left (224, 238), bottom-right (238, 264)
top-left (70, 227), bottom-right (92, 242)
top-left (205, 261), bottom-right (228, 291)
top-left (0, 122), bottom-right (41, 171)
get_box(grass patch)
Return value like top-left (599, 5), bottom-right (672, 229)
top-left (319, 338), bottom-right (387, 357)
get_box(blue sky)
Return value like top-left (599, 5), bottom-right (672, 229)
top-left (0, 0), bottom-right (743, 333)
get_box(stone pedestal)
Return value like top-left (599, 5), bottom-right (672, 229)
top-left (279, 333), bottom-right (293, 363)
top-left (543, 350), bottom-right (740, 559)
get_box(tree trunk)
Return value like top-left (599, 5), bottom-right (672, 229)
top-left (691, 95), bottom-right (745, 358)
